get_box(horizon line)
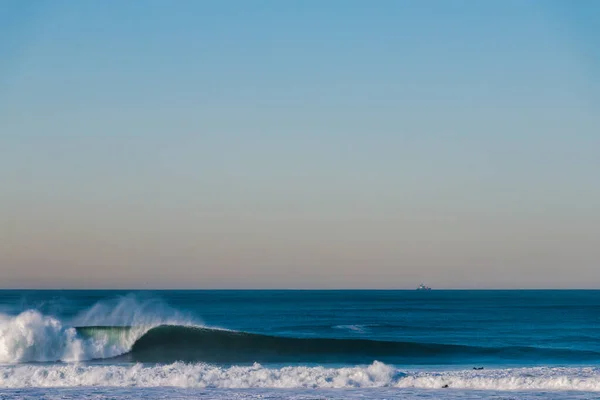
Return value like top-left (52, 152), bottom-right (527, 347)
top-left (1, 287), bottom-right (600, 291)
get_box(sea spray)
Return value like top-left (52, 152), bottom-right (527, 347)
top-left (70, 294), bottom-right (195, 329)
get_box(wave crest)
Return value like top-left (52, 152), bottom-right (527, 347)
top-left (0, 296), bottom-right (198, 364)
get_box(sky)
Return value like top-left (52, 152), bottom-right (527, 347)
top-left (1, 0), bottom-right (599, 289)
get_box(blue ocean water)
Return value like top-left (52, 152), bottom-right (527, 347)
top-left (1, 290), bottom-right (600, 399)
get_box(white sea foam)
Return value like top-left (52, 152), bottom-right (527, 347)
top-left (2, 362), bottom-right (600, 392)
top-left (396, 367), bottom-right (600, 391)
top-left (0, 310), bottom-right (85, 363)
top-left (0, 387), bottom-right (592, 400)
top-left (0, 361), bottom-right (395, 388)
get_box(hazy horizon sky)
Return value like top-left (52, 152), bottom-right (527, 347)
top-left (1, 1), bottom-right (599, 289)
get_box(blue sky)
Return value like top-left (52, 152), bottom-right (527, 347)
top-left (1, 0), bottom-right (599, 288)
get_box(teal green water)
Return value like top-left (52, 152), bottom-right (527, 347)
top-left (2, 290), bottom-right (600, 366)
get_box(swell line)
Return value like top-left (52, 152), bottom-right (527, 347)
top-left (77, 325), bottom-right (600, 364)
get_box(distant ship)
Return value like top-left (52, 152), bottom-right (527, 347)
top-left (416, 283), bottom-right (432, 291)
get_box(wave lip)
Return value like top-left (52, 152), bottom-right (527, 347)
top-left (3, 362), bottom-right (600, 391)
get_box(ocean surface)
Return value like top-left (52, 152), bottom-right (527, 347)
top-left (1, 290), bottom-right (600, 399)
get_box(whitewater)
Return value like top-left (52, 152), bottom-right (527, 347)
top-left (0, 297), bottom-right (196, 364)
top-left (2, 290), bottom-right (600, 399)
top-left (4, 361), bottom-right (600, 391)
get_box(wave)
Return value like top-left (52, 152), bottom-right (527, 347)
top-left (4, 313), bottom-right (600, 365)
top-left (2, 295), bottom-right (600, 365)
top-left (3, 362), bottom-right (600, 391)
top-left (0, 295), bottom-right (196, 364)
top-left (113, 325), bottom-right (600, 364)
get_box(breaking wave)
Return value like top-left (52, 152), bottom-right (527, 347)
top-left (3, 318), bottom-right (600, 365)
top-left (3, 362), bottom-right (600, 391)
top-left (0, 295), bottom-right (195, 364)
top-left (2, 295), bottom-right (600, 365)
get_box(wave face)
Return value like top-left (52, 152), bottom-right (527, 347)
top-left (77, 324), bottom-right (600, 365)
top-left (3, 362), bottom-right (600, 392)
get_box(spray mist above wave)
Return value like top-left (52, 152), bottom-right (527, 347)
top-left (0, 295), bottom-right (200, 364)
top-left (71, 294), bottom-right (192, 327)
top-left (3, 362), bottom-right (600, 391)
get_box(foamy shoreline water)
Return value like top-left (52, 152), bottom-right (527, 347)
top-left (2, 362), bottom-right (600, 392)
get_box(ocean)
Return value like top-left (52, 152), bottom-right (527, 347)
top-left (1, 290), bottom-right (600, 399)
